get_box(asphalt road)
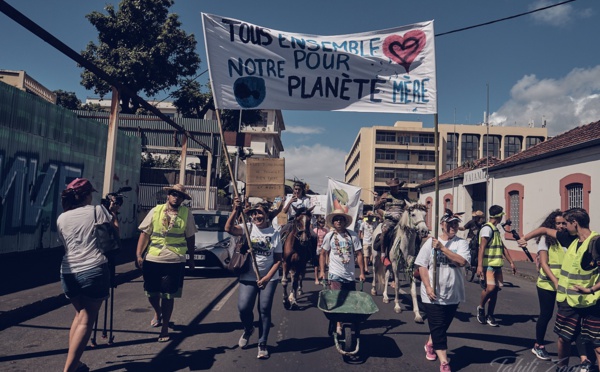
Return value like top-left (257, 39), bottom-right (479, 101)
top-left (0, 267), bottom-right (594, 371)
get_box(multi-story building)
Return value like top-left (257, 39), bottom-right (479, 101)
top-left (346, 121), bottom-right (547, 204)
top-left (0, 69), bottom-right (57, 104)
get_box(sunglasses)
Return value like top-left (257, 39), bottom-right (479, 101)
top-left (332, 217), bottom-right (346, 223)
top-left (169, 191), bottom-right (185, 198)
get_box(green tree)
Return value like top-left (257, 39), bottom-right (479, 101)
top-left (54, 90), bottom-right (81, 110)
top-left (80, 0), bottom-right (200, 114)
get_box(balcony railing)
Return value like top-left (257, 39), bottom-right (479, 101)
top-left (138, 183), bottom-right (220, 210)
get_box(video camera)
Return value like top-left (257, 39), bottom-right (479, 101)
top-left (101, 186), bottom-right (132, 210)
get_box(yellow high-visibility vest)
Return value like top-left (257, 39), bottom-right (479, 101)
top-left (480, 222), bottom-right (503, 267)
top-left (537, 242), bottom-right (565, 292)
top-left (147, 204), bottom-right (189, 257)
top-left (556, 232), bottom-right (600, 308)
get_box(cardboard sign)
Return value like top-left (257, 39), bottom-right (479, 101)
top-left (245, 158), bottom-right (285, 202)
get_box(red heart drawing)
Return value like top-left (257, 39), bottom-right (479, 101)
top-left (383, 31), bottom-right (427, 73)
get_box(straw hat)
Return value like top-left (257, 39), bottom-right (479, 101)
top-left (163, 184), bottom-right (192, 200)
top-left (472, 210), bottom-right (484, 217)
top-left (385, 178), bottom-right (405, 188)
top-left (326, 209), bottom-right (353, 227)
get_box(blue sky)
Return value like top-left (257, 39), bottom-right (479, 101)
top-left (1, 0), bottom-right (599, 194)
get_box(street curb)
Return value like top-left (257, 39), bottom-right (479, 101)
top-left (0, 268), bottom-right (142, 331)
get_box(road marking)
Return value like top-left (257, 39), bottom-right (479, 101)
top-left (212, 282), bottom-right (239, 311)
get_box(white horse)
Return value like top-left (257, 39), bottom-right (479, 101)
top-left (372, 201), bottom-right (429, 322)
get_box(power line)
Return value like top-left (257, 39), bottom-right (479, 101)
top-left (436, 0), bottom-right (577, 37)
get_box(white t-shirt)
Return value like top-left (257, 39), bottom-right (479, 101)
top-left (536, 235), bottom-right (567, 252)
top-left (360, 221), bottom-right (377, 245)
top-left (285, 196), bottom-right (311, 220)
top-left (415, 236), bottom-right (470, 305)
top-left (58, 205), bottom-right (110, 274)
top-left (322, 229), bottom-right (362, 282)
top-left (479, 224), bottom-right (494, 240)
top-left (238, 223), bottom-right (282, 282)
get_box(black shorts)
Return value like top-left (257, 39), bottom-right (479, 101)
top-left (142, 261), bottom-right (185, 299)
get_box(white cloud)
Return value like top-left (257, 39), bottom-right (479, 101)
top-left (282, 144), bottom-right (346, 194)
top-left (285, 125), bottom-right (325, 134)
top-left (530, 0), bottom-right (573, 26)
top-left (489, 65), bottom-right (600, 135)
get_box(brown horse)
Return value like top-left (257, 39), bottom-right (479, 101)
top-left (281, 205), bottom-right (315, 309)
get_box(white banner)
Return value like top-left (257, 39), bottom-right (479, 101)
top-left (202, 13), bottom-right (436, 114)
top-left (309, 194), bottom-right (328, 215)
top-left (326, 178), bottom-right (362, 230)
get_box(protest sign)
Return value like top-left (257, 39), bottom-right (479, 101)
top-left (245, 158), bottom-right (285, 201)
top-left (203, 13), bottom-right (436, 114)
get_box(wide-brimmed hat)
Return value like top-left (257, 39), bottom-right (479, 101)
top-left (244, 197), bottom-right (272, 215)
top-left (163, 184), bottom-right (192, 200)
top-left (385, 178), bottom-right (405, 188)
top-left (326, 209), bottom-right (353, 227)
top-left (66, 178), bottom-right (97, 194)
top-left (472, 210), bottom-right (484, 217)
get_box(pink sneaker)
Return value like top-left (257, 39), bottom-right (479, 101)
top-left (440, 361), bottom-right (451, 372)
top-left (424, 342), bottom-right (437, 361)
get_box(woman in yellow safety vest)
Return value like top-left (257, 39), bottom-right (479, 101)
top-left (532, 210), bottom-right (566, 360)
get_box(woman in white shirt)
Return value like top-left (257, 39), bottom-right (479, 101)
top-left (415, 210), bottom-right (469, 372)
top-left (57, 178), bottom-right (118, 372)
top-left (225, 197), bottom-right (282, 360)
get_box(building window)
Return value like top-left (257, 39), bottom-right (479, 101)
top-left (445, 133), bottom-right (458, 171)
top-left (559, 174), bottom-right (590, 212)
top-left (418, 151), bottom-right (435, 163)
top-left (397, 151), bottom-right (410, 161)
top-left (483, 135), bottom-right (500, 159)
top-left (412, 133), bottom-right (435, 144)
top-left (397, 135), bottom-right (410, 145)
top-left (504, 136), bottom-right (522, 158)
top-left (504, 183), bottom-right (524, 240)
top-left (409, 170), bottom-right (435, 184)
top-left (425, 197), bottom-right (433, 229)
top-left (376, 131), bottom-right (396, 143)
top-left (461, 134), bottom-right (479, 163)
top-left (443, 194), bottom-right (453, 211)
top-left (567, 184), bottom-right (583, 208)
top-left (375, 149), bottom-right (395, 161)
top-left (525, 136), bottom-right (544, 149)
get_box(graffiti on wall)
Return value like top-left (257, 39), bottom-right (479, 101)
top-left (0, 152), bottom-right (83, 235)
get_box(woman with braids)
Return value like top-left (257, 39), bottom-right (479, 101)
top-left (57, 178), bottom-right (119, 372)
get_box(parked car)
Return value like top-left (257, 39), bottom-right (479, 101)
top-left (185, 210), bottom-right (232, 270)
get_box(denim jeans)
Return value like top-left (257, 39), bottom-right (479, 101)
top-left (238, 280), bottom-right (278, 344)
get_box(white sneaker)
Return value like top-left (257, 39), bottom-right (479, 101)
top-left (238, 327), bottom-right (253, 349)
top-left (257, 344), bottom-right (269, 359)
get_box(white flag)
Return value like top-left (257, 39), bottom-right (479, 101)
top-left (326, 178), bottom-right (362, 230)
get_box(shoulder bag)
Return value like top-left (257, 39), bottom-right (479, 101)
top-left (227, 224), bottom-right (252, 276)
top-left (94, 206), bottom-right (121, 257)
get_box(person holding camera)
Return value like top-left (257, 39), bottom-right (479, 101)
top-left (57, 178), bottom-right (119, 372)
top-left (136, 184), bottom-right (196, 343)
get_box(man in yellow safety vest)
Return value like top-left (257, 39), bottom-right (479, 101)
top-left (136, 184), bottom-right (196, 343)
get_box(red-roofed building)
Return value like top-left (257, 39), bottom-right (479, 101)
top-left (418, 120), bottom-right (600, 261)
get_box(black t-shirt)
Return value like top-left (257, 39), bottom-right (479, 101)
top-left (556, 230), bottom-right (599, 270)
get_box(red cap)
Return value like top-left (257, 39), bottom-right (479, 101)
top-left (66, 178), bottom-right (97, 194)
